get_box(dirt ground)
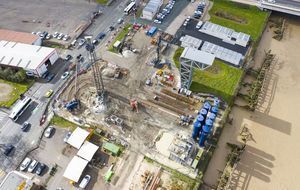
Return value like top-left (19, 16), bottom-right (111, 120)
top-left (203, 15), bottom-right (300, 189)
top-left (0, 83), bottom-right (13, 102)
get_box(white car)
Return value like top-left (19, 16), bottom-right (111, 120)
top-left (27, 159), bottom-right (38, 173)
top-left (20, 157), bottom-right (31, 171)
top-left (63, 131), bottom-right (72, 143)
top-left (63, 35), bottom-right (69, 41)
top-left (154, 19), bottom-right (162, 24)
top-left (46, 34), bottom-right (52, 40)
top-left (44, 126), bottom-right (54, 138)
top-left (57, 33), bottom-right (64, 40)
top-left (61, 71), bottom-right (70, 80)
top-left (53, 32), bottom-right (59, 38)
top-left (78, 39), bottom-right (86, 47)
top-left (79, 175), bottom-right (91, 189)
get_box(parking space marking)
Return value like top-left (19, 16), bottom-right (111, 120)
top-left (0, 169), bottom-right (6, 178)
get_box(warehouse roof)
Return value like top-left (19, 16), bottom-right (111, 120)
top-left (63, 156), bottom-right (89, 182)
top-left (0, 40), bottom-right (56, 70)
top-left (77, 141), bottom-right (99, 161)
top-left (0, 171), bottom-right (33, 190)
top-left (180, 47), bottom-right (215, 66)
top-left (0, 29), bottom-right (39, 44)
top-left (67, 127), bottom-right (90, 149)
top-left (180, 35), bottom-right (202, 49)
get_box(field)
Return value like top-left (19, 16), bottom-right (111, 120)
top-left (190, 60), bottom-right (243, 103)
top-left (209, 0), bottom-right (269, 41)
top-left (0, 79), bottom-right (32, 108)
top-left (96, 0), bottom-right (108, 4)
top-left (49, 114), bottom-right (77, 129)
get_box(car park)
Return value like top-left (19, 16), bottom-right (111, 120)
top-left (3, 144), bottom-right (14, 156)
top-left (57, 33), bottom-right (64, 40)
top-left (27, 159), bottom-right (38, 173)
top-left (79, 175), bottom-right (91, 189)
top-left (61, 72), bottom-right (70, 80)
top-left (21, 122), bottom-right (30, 132)
top-left (35, 163), bottom-right (46, 175)
top-left (46, 73), bottom-right (55, 82)
top-left (53, 32), bottom-right (59, 38)
top-left (45, 89), bottom-right (54, 98)
top-left (20, 157), bottom-right (31, 171)
top-left (44, 126), bottom-right (54, 138)
top-left (63, 131), bottom-right (72, 143)
top-left (65, 54), bottom-right (72, 61)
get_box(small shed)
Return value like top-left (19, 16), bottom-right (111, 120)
top-left (77, 141), bottom-right (99, 161)
top-left (103, 142), bottom-right (120, 156)
top-left (63, 156), bottom-right (89, 182)
top-left (67, 127), bottom-right (90, 149)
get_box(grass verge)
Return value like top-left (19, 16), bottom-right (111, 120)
top-left (96, 0), bottom-right (108, 5)
top-left (190, 60), bottom-right (243, 103)
top-left (108, 23), bottom-right (132, 53)
top-left (49, 114), bottom-right (77, 129)
top-left (0, 79), bottom-right (33, 108)
top-left (209, 0), bottom-right (269, 41)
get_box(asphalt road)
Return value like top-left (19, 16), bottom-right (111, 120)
top-left (0, 0), bottom-right (129, 178)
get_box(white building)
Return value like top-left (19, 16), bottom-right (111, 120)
top-left (199, 21), bottom-right (250, 47)
top-left (142, 0), bottom-right (163, 20)
top-left (0, 40), bottom-right (59, 77)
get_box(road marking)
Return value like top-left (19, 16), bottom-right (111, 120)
top-left (32, 104), bottom-right (40, 114)
top-left (0, 169), bottom-right (6, 178)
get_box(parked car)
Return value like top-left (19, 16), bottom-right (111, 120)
top-left (78, 38), bottom-right (86, 47)
top-left (154, 19), bottom-right (162, 24)
top-left (71, 40), bottom-right (77, 47)
top-left (79, 175), bottom-right (91, 189)
top-left (109, 26), bottom-right (115, 31)
top-left (57, 33), bottom-right (64, 40)
top-left (63, 35), bottom-right (69, 41)
top-left (92, 39), bottom-right (99, 45)
top-left (42, 71), bottom-right (50, 79)
top-left (46, 73), bottom-right (55, 82)
top-left (61, 71), bottom-right (69, 80)
top-left (35, 163), bottom-right (46, 175)
top-left (44, 126), bottom-right (54, 138)
top-left (65, 54), bottom-right (72, 61)
top-left (45, 89), bottom-right (54, 98)
top-left (28, 160), bottom-right (38, 173)
top-left (117, 18), bottom-right (123, 24)
top-left (45, 34), bottom-right (52, 40)
top-left (63, 131), bottom-right (72, 143)
top-left (53, 32), bottom-right (59, 38)
top-left (3, 144), bottom-right (14, 156)
top-left (21, 122), bottom-right (30, 132)
top-left (20, 157), bottom-right (31, 171)
top-left (97, 32), bottom-right (106, 40)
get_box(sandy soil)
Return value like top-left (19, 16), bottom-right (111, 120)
top-left (203, 16), bottom-right (300, 189)
top-left (0, 83), bottom-right (13, 102)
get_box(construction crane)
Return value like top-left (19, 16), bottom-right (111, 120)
top-left (85, 36), bottom-right (105, 99)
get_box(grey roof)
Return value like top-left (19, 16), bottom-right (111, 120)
top-left (180, 47), bottom-right (215, 66)
top-left (180, 35), bottom-right (202, 49)
top-left (0, 171), bottom-right (33, 190)
top-left (201, 41), bottom-right (243, 66)
top-left (143, 0), bottom-right (162, 13)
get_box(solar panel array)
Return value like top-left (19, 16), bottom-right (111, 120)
top-left (201, 41), bottom-right (243, 66)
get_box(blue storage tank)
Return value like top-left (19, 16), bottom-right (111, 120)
top-left (202, 124), bottom-right (212, 133)
top-left (205, 119), bottom-right (213, 128)
top-left (192, 123), bottom-right (201, 139)
top-left (208, 112), bottom-right (216, 121)
top-left (203, 102), bottom-right (211, 111)
top-left (211, 106), bottom-right (218, 114)
top-left (199, 131), bottom-right (208, 147)
top-left (200, 108), bottom-right (208, 117)
top-left (214, 98), bottom-right (220, 107)
top-left (197, 114), bottom-right (205, 125)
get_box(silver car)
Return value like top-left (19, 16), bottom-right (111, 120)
top-left (79, 175), bottom-right (91, 189)
top-left (20, 157), bottom-right (31, 171)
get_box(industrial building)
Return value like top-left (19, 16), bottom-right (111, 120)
top-left (0, 29), bottom-right (42, 46)
top-left (199, 21), bottom-right (250, 47)
top-left (0, 171), bottom-right (40, 190)
top-left (180, 35), bottom-right (202, 49)
top-left (142, 0), bottom-right (163, 20)
top-left (0, 40), bottom-right (59, 77)
top-left (179, 47), bottom-right (215, 89)
top-left (201, 41), bottom-right (244, 67)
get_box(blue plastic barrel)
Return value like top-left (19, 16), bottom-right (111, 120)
top-left (192, 123), bottom-right (201, 139)
top-left (211, 106), bottom-right (218, 114)
top-left (197, 114), bottom-right (205, 125)
top-left (199, 131), bottom-right (208, 147)
top-left (200, 108), bottom-right (208, 117)
top-left (203, 102), bottom-right (211, 111)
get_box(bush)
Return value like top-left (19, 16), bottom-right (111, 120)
top-left (0, 67), bottom-right (27, 83)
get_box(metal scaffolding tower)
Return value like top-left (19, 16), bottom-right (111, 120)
top-left (85, 36), bottom-right (105, 97)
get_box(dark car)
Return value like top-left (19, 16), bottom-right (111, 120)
top-left (41, 71), bottom-right (50, 79)
top-left (3, 145), bottom-right (14, 156)
top-left (97, 32), bottom-right (106, 40)
top-left (21, 122), bottom-right (30, 132)
top-left (109, 26), bottom-right (115, 31)
top-left (35, 163), bottom-right (46, 175)
top-left (65, 54), bottom-right (72, 61)
top-left (46, 73), bottom-right (55, 82)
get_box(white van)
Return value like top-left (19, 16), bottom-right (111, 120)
top-left (71, 40), bottom-right (77, 47)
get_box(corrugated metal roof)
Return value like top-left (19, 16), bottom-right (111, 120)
top-left (0, 40), bottom-right (56, 70)
top-left (103, 142), bottom-right (120, 155)
top-left (180, 47), bottom-right (215, 66)
top-left (0, 29), bottom-right (39, 44)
